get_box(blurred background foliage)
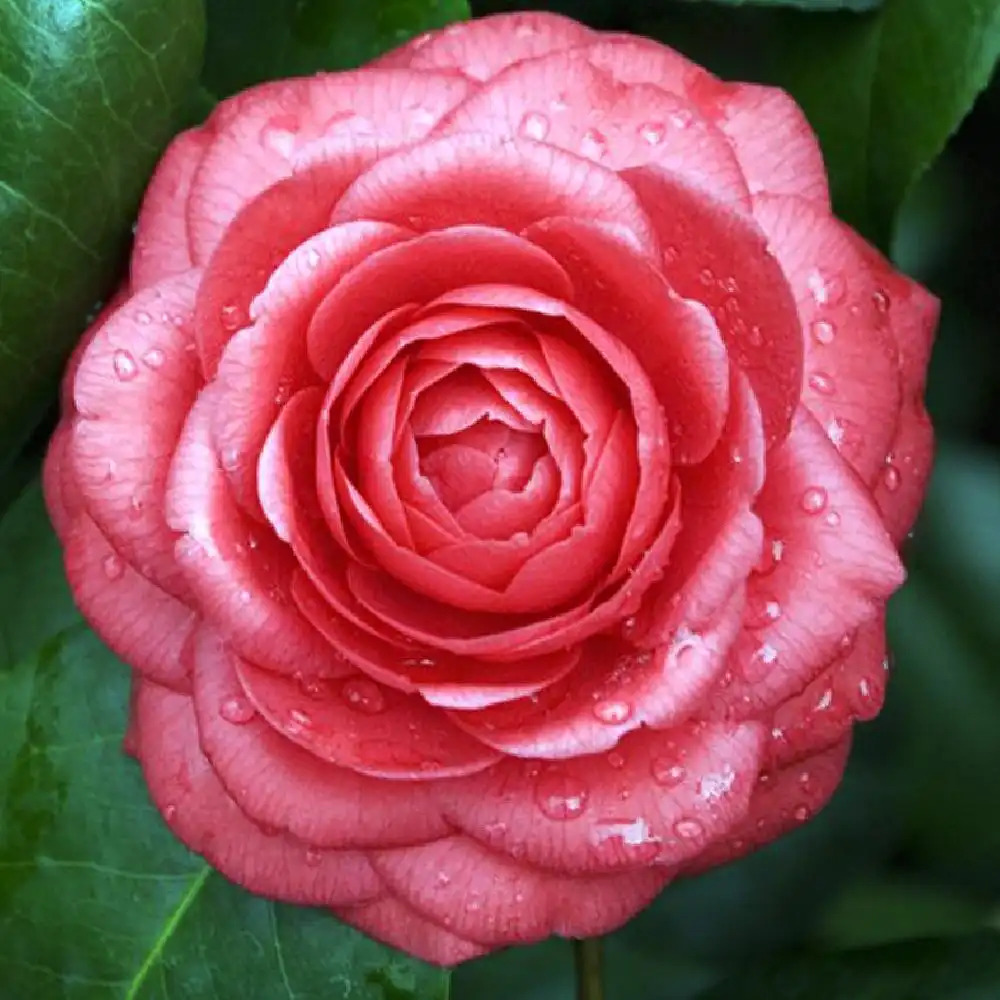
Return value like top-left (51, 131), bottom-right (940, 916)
top-left (452, 1), bottom-right (1000, 997)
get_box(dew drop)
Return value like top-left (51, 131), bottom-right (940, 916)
top-left (305, 247), bottom-right (322, 269)
top-left (592, 699), bottom-right (632, 725)
top-left (639, 120), bottom-right (666, 145)
top-left (754, 537), bottom-right (784, 576)
top-left (815, 688), bottom-right (833, 711)
top-left (220, 696), bottom-right (256, 725)
top-left (580, 127), bottom-right (608, 160)
top-left (304, 848), bottom-right (323, 867)
top-left (873, 288), bottom-right (891, 314)
top-left (102, 553), bottom-right (125, 580)
top-left (112, 349), bottom-right (138, 381)
top-left (699, 767), bottom-right (736, 802)
top-left (673, 818), bottom-right (704, 840)
top-left (806, 268), bottom-right (846, 306)
top-left (607, 751), bottom-right (626, 770)
top-left (698, 267), bottom-right (715, 286)
top-left (163, 803), bottom-right (178, 822)
top-left (881, 461), bottom-right (901, 492)
top-left (793, 805), bottom-right (810, 822)
top-left (858, 678), bottom-right (872, 699)
top-left (800, 486), bottom-right (829, 514)
top-left (220, 303), bottom-right (243, 332)
top-left (825, 510), bottom-right (841, 528)
top-left (260, 119), bottom-right (298, 157)
top-left (518, 111), bottom-right (550, 141)
top-left (287, 708), bottom-right (312, 732)
top-left (141, 347), bottom-right (165, 369)
top-left (221, 446), bottom-right (241, 471)
top-left (669, 109), bottom-right (693, 129)
top-left (810, 319), bottom-right (837, 345)
top-left (754, 643), bottom-right (779, 666)
top-left (651, 758), bottom-right (686, 787)
top-left (746, 593), bottom-right (782, 629)
top-left (341, 677), bottom-right (386, 714)
top-left (237, 589), bottom-right (252, 605)
top-left (747, 324), bottom-right (765, 347)
top-left (296, 673), bottom-right (329, 699)
top-left (135, 310), bottom-right (152, 325)
top-left (620, 616), bottom-right (638, 639)
top-left (534, 771), bottom-right (589, 821)
top-left (436, 870), bottom-right (452, 887)
top-left (807, 371), bottom-right (836, 395)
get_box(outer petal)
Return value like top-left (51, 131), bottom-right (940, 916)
top-left (374, 11), bottom-right (595, 80)
top-left (187, 70), bottom-right (471, 260)
top-left (371, 835), bottom-right (668, 947)
top-left (435, 50), bottom-right (750, 207)
top-left (625, 168), bottom-right (802, 448)
top-left (708, 409), bottom-right (903, 717)
top-left (434, 721), bottom-right (765, 875)
top-left (166, 388), bottom-right (347, 677)
top-left (330, 134), bottom-right (659, 260)
top-left (135, 681), bottom-right (382, 906)
top-left (334, 897), bottom-right (486, 966)
top-left (681, 738), bottom-right (851, 876)
top-left (64, 516), bottom-right (196, 691)
top-left (71, 272), bottom-right (202, 600)
top-left (131, 130), bottom-right (211, 289)
top-left (753, 193), bottom-right (901, 483)
top-left (235, 656), bottom-right (501, 781)
top-left (191, 627), bottom-right (451, 847)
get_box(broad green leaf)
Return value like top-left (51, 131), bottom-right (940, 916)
top-left (675, 1), bottom-right (881, 11)
top-left (0, 482), bottom-right (449, 1000)
top-left (696, 933), bottom-right (1000, 999)
top-left (768, 0), bottom-right (1000, 244)
top-left (0, 0), bottom-right (205, 470)
top-left (202, 0), bottom-right (472, 99)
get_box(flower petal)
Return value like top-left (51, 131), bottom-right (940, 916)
top-left (135, 681), bottom-right (382, 906)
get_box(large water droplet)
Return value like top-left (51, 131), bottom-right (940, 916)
top-left (141, 347), bottom-right (165, 370)
top-left (580, 127), bottom-right (608, 160)
top-left (810, 319), bottom-right (837, 345)
top-left (220, 303), bottom-right (243, 332)
top-left (518, 111), bottom-right (550, 141)
top-left (881, 461), bottom-right (901, 492)
top-left (112, 350), bottom-right (138, 381)
top-left (220, 695), bottom-right (256, 725)
top-left (793, 805), bottom-right (810, 822)
top-left (806, 268), bottom-right (846, 306)
top-left (592, 699), bottom-right (632, 725)
top-left (815, 688), bottom-right (833, 711)
top-left (102, 553), bottom-right (125, 580)
top-left (341, 677), bottom-right (386, 714)
top-left (534, 771), bottom-right (589, 821)
top-left (808, 371), bottom-right (836, 395)
top-left (639, 120), bottom-right (666, 145)
top-left (800, 486), bottom-right (829, 515)
top-left (651, 758), bottom-right (686, 787)
top-left (746, 593), bottom-right (782, 629)
top-left (673, 818), bottom-right (704, 840)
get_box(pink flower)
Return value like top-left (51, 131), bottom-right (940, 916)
top-left (44, 11), bottom-right (937, 965)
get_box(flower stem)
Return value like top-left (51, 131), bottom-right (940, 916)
top-left (573, 937), bottom-right (605, 1000)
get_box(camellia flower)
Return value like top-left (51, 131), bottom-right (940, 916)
top-left (44, 11), bottom-right (937, 965)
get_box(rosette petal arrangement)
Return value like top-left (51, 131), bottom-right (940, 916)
top-left (44, 11), bottom-right (938, 965)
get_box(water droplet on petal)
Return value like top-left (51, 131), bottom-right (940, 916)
top-left (873, 288), bottom-right (891, 314)
top-left (607, 751), bottom-right (626, 770)
top-left (305, 247), bottom-right (321, 269)
top-left (746, 593), bottom-right (782, 629)
top-left (580, 127), bottom-right (608, 160)
top-left (651, 758), bottom-right (686, 787)
top-left (135, 310), bottom-right (152, 325)
top-left (699, 767), bottom-right (736, 802)
top-left (592, 699), bottom-right (632, 725)
top-left (673, 818), bottom-right (704, 840)
top-left (754, 537), bottom-right (785, 576)
top-left (858, 678), bottom-right (872, 699)
top-left (260, 119), bottom-right (298, 157)
top-left (341, 678), bottom-right (386, 714)
top-left (698, 267), bottom-right (715, 286)
top-left (534, 771), bottom-right (589, 821)
top-left (518, 111), bottom-right (550, 141)
top-left (304, 848), bottom-right (323, 867)
top-left (793, 805), bottom-right (810, 822)
top-left (808, 371), bottom-right (836, 395)
top-left (141, 347), bottom-right (165, 369)
top-left (881, 461), bottom-right (901, 492)
top-left (102, 553), bottom-right (125, 580)
top-left (237, 589), bottom-right (252, 605)
top-left (824, 510), bottom-right (841, 527)
top-left (620, 616), bottom-right (638, 639)
top-left (220, 696), bottom-right (256, 725)
top-left (800, 486), bottom-right (829, 514)
top-left (747, 324), bottom-right (765, 347)
top-left (287, 708), bottom-right (312, 734)
top-left (220, 303), bottom-right (243, 332)
top-left (163, 803), bottom-right (178, 822)
top-left (669, 109), bottom-right (693, 129)
top-left (112, 350), bottom-right (138, 381)
top-left (806, 268), bottom-right (846, 306)
top-left (639, 120), bottom-right (666, 145)
top-left (221, 447), bottom-right (241, 471)
top-left (810, 319), bottom-right (837, 345)
top-left (815, 688), bottom-right (833, 711)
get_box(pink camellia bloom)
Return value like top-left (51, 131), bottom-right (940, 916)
top-left (44, 11), bottom-right (937, 965)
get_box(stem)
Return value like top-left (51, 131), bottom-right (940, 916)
top-left (573, 937), bottom-right (605, 1000)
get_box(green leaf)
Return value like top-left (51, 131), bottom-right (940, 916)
top-left (695, 933), bottom-right (1000, 999)
top-left (202, 0), bottom-right (472, 99)
top-left (0, 482), bottom-right (448, 1000)
top-left (768, 0), bottom-right (1000, 245)
top-left (675, 1), bottom-right (882, 11)
top-left (0, 0), bottom-right (206, 470)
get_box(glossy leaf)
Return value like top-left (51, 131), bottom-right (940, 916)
top-left (678, 0), bottom-right (881, 10)
top-left (768, 0), bottom-right (1000, 244)
top-left (0, 0), bottom-right (205, 469)
top-left (696, 933), bottom-right (1000, 999)
top-left (202, 0), bottom-right (472, 98)
top-left (0, 482), bottom-right (449, 1000)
